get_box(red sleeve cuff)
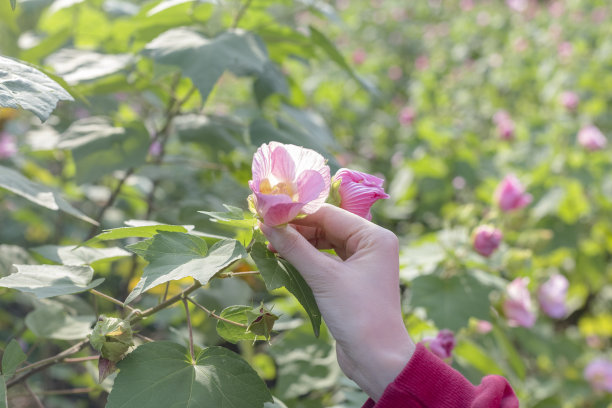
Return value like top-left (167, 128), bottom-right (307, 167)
top-left (361, 343), bottom-right (518, 408)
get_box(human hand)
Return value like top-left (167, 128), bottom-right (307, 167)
top-left (259, 204), bottom-right (415, 401)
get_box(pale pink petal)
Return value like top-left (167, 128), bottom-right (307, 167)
top-left (296, 170), bottom-right (326, 207)
top-left (251, 143), bottom-right (274, 189)
top-left (254, 192), bottom-right (305, 226)
top-left (270, 144), bottom-right (296, 183)
top-left (335, 168), bottom-right (385, 187)
top-left (283, 143), bottom-right (331, 211)
top-left (584, 358), bottom-right (612, 392)
top-left (338, 182), bottom-right (389, 220)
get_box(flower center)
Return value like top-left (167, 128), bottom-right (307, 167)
top-left (260, 178), bottom-right (298, 200)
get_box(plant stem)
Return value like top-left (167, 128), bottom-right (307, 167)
top-left (7, 340), bottom-right (89, 389)
top-left (233, 0), bottom-right (253, 28)
top-left (129, 281), bottom-right (202, 324)
top-left (90, 289), bottom-right (135, 312)
top-left (161, 282), bottom-right (170, 303)
top-left (87, 168), bottom-right (135, 239)
top-left (63, 356), bottom-right (99, 363)
top-left (182, 297), bottom-right (195, 363)
top-left (218, 270), bottom-right (260, 278)
top-left (186, 297), bottom-right (247, 328)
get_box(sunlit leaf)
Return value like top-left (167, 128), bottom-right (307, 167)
top-left (83, 222), bottom-right (193, 246)
top-left (1, 339), bottom-right (26, 378)
top-left (32, 245), bottom-right (130, 265)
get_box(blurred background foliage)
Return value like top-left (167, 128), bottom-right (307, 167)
top-left (0, 0), bottom-right (611, 406)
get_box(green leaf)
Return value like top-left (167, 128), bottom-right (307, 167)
top-left (254, 61), bottom-right (289, 105)
top-left (453, 339), bottom-right (504, 376)
top-left (143, 28), bottom-right (268, 103)
top-left (44, 49), bottom-right (134, 84)
top-left (0, 375), bottom-right (6, 408)
top-left (216, 305), bottom-right (265, 343)
top-left (9, 0), bottom-right (15, 10)
top-left (0, 55), bottom-right (73, 121)
top-left (57, 117), bottom-right (149, 184)
top-left (83, 221), bottom-right (193, 246)
top-left (125, 233), bottom-right (246, 304)
top-left (174, 114), bottom-right (246, 152)
top-left (2, 339), bottom-right (26, 377)
top-left (492, 326), bottom-right (526, 380)
top-left (0, 264), bottom-right (103, 298)
top-left (199, 204), bottom-right (256, 229)
top-left (107, 342), bottom-right (272, 408)
top-left (0, 165), bottom-right (97, 225)
top-left (0, 245), bottom-right (33, 277)
top-left (25, 300), bottom-right (95, 340)
top-left (250, 243), bottom-right (321, 337)
top-left (32, 245), bottom-right (130, 265)
top-left (409, 273), bottom-right (493, 331)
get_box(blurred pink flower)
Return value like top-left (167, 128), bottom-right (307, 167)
top-left (493, 110), bottom-right (515, 140)
top-left (557, 42), bottom-right (573, 61)
top-left (584, 358), bottom-right (612, 392)
top-left (473, 225), bottom-right (503, 257)
top-left (548, 1), bottom-right (564, 18)
top-left (415, 55), bottom-right (429, 71)
top-left (332, 168), bottom-right (389, 220)
top-left (476, 320), bottom-right (493, 334)
top-left (249, 142), bottom-right (330, 226)
top-left (352, 49), bottom-right (367, 65)
top-left (425, 329), bottom-right (456, 359)
top-left (503, 277), bottom-right (536, 328)
top-left (460, 0), bottom-right (474, 11)
top-left (538, 274), bottom-right (568, 319)
top-left (398, 106), bottom-right (415, 126)
top-left (513, 37), bottom-right (528, 53)
top-left (388, 66), bottom-right (402, 81)
top-left (506, 0), bottom-right (528, 12)
top-left (452, 176), bottom-right (466, 190)
top-left (494, 175), bottom-right (532, 212)
top-left (0, 132), bottom-right (17, 159)
top-left (148, 141), bottom-right (162, 157)
top-left (578, 125), bottom-right (607, 151)
top-left (560, 91), bottom-right (579, 111)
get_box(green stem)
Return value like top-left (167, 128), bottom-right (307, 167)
top-left (186, 297), bottom-right (247, 328)
top-left (90, 289), bottom-right (135, 312)
top-left (182, 297), bottom-right (195, 363)
top-left (129, 281), bottom-right (202, 324)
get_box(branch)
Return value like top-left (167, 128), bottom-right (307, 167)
top-left (187, 297), bottom-right (247, 328)
top-left (217, 270), bottom-right (260, 278)
top-left (129, 281), bottom-right (202, 324)
top-left (7, 340), bottom-right (89, 389)
top-left (233, 0), bottom-right (253, 28)
top-left (90, 289), bottom-right (136, 312)
top-left (87, 168), bottom-right (135, 239)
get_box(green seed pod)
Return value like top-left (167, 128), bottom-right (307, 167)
top-left (246, 303), bottom-right (278, 340)
top-left (90, 316), bottom-right (134, 363)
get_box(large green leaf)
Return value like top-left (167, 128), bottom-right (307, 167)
top-left (174, 114), bottom-right (246, 152)
top-left (0, 245), bottom-right (33, 277)
top-left (0, 264), bottom-right (103, 298)
top-left (216, 305), bottom-right (266, 344)
top-left (199, 204), bottom-right (256, 229)
top-left (0, 55), bottom-right (73, 121)
top-left (25, 300), bottom-right (95, 340)
top-left (83, 221), bottom-right (193, 246)
top-left (57, 117), bottom-right (149, 184)
top-left (143, 28), bottom-right (268, 103)
top-left (0, 165), bottom-right (97, 225)
top-left (0, 375), bottom-right (6, 408)
top-left (1, 339), bottom-right (26, 377)
top-left (250, 243), bottom-right (321, 337)
top-left (125, 233), bottom-right (246, 303)
top-left (44, 49), bottom-right (134, 84)
top-left (107, 342), bottom-right (272, 408)
top-left (409, 273), bottom-right (493, 331)
top-left (32, 245), bottom-right (129, 265)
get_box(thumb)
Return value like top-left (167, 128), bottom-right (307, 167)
top-left (259, 223), bottom-right (332, 285)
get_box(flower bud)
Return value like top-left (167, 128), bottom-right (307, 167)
top-left (331, 168), bottom-right (389, 220)
top-left (538, 274), bottom-right (568, 319)
top-left (503, 278), bottom-right (536, 328)
top-left (578, 125), bottom-right (607, 151)
top-left (584, 358), bottom-right (612, 392)
top-left (425, 329), bottom-right (455, 360)
top-left (472, 225), bottom-right (502, 257)
top-left (560, 91), bottom-right (579, 111)
top-left (494, 174), bottom-right (532, 212)
top-left (90, 316), bottom-right (134, 363)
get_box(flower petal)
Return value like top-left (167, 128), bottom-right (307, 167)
top-left (251, 143), bottom-right (274, 191)
top-left (270, 144), bottom-right (296, 183)
top-left (296, 170), bottom-right (325, 204)
top-left (253, 192), bottom-right (305, 226)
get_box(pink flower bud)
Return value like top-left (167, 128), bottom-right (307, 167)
top-left (493, 110), bottom-right (515, 140)
top-left (560, 91), bottom-right (579, 111)
top-left (332, 168), bottom-right (389, 220)
top-left (398, 106), bottom-right (415, 126)
top-left (538, 274), bottom-right (568, 319)
top-left (425, 329), bottom-right (456, 359)
top-left (248, 142), bottom-right (330, 226)
top-left (0, 132), bottom-right (17, 159)
top-left (584, 358), bottom-right (612, 392)
top-left (475, 320), bottom-right (493, 334)
top-left (352, 49), bottom-right (367, 66)
top-left (472, 225), bottom-right (503, 257)
top-left (494, 175), bottom-right (532, 212)
top-left (503, 277), bottom-right (536, 328)
top-left (148, 141), bottom-right (162, 157)
top-left (578, 125), bottom-right (607, 151)
top-left (388, 66), bottom-right (402, 81)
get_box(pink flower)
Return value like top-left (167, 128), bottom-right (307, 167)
top-left (494, 175), bottom-right (532, 212)
top-left (578, 125), bottom-right (607, 151)
top-left (398, 106), bottom-right (415, 126)
top-left (415, 55), bottom-right (429, 71)
top-left (425, 329), bottom-right (456, 359)
top-left (331, 168), bottom-right (389, 220)
top-left (475, 320), bottom-right (493, 334)
top-left (248, 142), bottom-right (330, 227)
top-left (506, 0), bottom-right (528, 12)
top-left (558, 42), bottom-right (572, 61)
top-left (560, 91), bottom-right (579, 111)
top-left (584, 358), bottom-right (612, 392)
top-left (388, 66), bottom-right (402, 81)
top-left (472, 225), bottom-right (503, 257)
top-left (0, 132), bottom-right (17, 159)
top-left (148, 140), bottom-right (162, 157)
top-left (538, 274), bottom-right (568, 319)
top-left (503, 278), bottom-right (536, 328)
top-left (352, 49), bottom-right (367, 66)
top-left (493, 110), bottom-right (515, 140)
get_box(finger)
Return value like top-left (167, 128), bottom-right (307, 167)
top-left (291, 204), bottom-right (380, 254)
top-left (259, 223), bottom-right (335, 286)
top-left (292, 224), bottom-right (335, 250)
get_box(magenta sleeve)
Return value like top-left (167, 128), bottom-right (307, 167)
top-left (361, 343), bottom-right (519, 408)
